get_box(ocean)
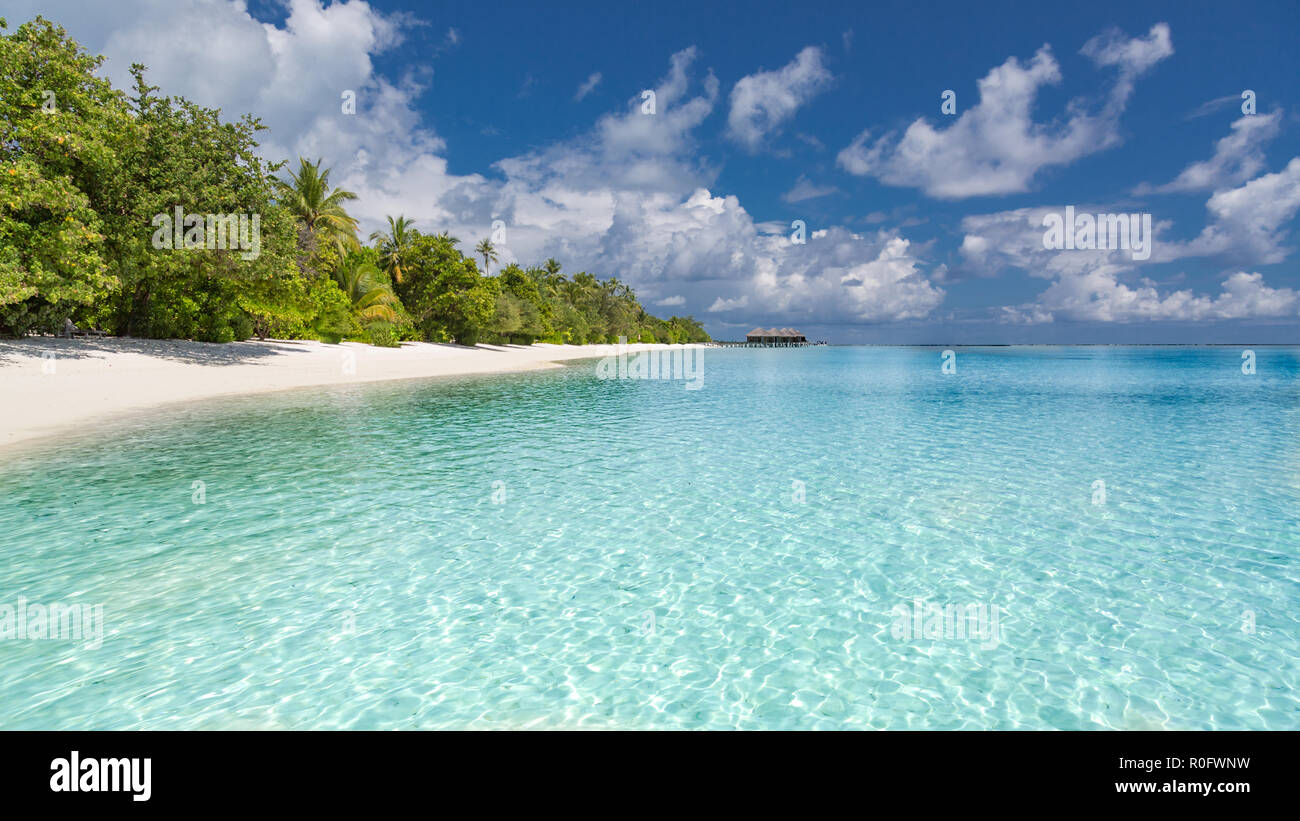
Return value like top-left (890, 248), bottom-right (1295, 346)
top-left (1, 346), bottom-right (1296, 729)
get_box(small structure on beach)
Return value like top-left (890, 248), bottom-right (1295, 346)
top-left (744, 327), bottom-right (808, 345)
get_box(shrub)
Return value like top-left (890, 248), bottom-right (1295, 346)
top-left (366, 322), bottom-right (401, 348)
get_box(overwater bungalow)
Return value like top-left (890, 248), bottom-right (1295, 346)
top-left (743, 327), bottom-right (808, 345)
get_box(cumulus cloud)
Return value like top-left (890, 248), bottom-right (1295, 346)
top-left (960, 206), bottom-right (1299, 323)
top-left (1162, 157), bottom-right (1300, 264)
top-left (1079, 22), bottom-right (1175, 99)
top-left (1004, 269), bottom-right (1299, 324)
top-left (707, 295), bottom-right (749, 312)
top-left (727, 46), bottom-right (833, 152)
top-left (748, 233), bottom-right (945, 321)
top-left (838, 24), bottom-right (1173, 198)
top-left (425, 50), bottom-right (943, 324)
top-left (1138, 112), bottom-right (1282, 193)
top-left (7, 0), bottom-right (444, 203)
top-left (12, 0), bottom-right (947, 325)
top-left (958, 206), bottom-right (1130, 280)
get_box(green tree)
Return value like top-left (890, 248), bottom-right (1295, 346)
top-left (276, 157), bottom-right (359, 254)
top-left (474, 237), bottom-right (498, 277)
top-left (400, 232), bottom-right (495, 344)
top-left (334, 250), bottom-right (400, 325)
top-left (488, 263), bottom-right (548, 343)
top-left (369, 214), bottom-right (416, 284)
top-left (0, 17), bottom-right (708, 349)
top-left (105, 65), bottom-right (302, 341)
top-left (0, 17), bottom-right (127, 335)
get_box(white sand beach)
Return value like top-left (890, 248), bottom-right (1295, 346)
top-left (0, 337), bottom-right (702, 450)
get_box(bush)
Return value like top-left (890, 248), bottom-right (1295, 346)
top-left (230, 313), bottom-right (254, 342)
top-left (0, 301), bottom-right (64, 337)
top-left (308, 277), bottom-right (356, 342)
top-left (365, 322), bottom-right (401, 348)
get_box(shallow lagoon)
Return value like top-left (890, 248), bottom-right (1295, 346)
top-left (1, 347), bottom-right (1296, 729)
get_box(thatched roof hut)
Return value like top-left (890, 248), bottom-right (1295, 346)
top-left (745, 327), bottom-right (807, 344)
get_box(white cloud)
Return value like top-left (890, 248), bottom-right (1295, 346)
top-left (9, 0), bottom-right (436, 188)
top-left (707, 295), bottom-right (749, 312)
top-left (1080, 22), bottom-right (1175, 98)
top-left (960, 205), bottom-right (1299, 323)
top-left (655, 295), bottom-right (686, 307)
top-left (1005, 269), bottom-right (1299, 323)
top-left (782, 176), bottom-right (838, 203)
top-left (748, 233), bottom-right (945, 321)
top-left (1185, 93), bottom-right (1240, 120)
top-left (796, 133), bottom-right (825, 151)
top-left (468, 55), bottom-right (944, 324)
top-left (838, 24), bottom-right (1173, 198)
top-left (1163, 157), bottom-right (1300, 264)
top-left (1139, 112), bottom-right (1282, 193)
top-left (959, 206), bottom-right (1095, 279)
top-left (574, 71), bottom-right (602, 101)
top-left (727, 46), bottom-right (833, 152)
top-left (12, 2), bottom-right (945, 325)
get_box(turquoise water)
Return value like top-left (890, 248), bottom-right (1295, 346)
top-left (1, 346), bottom-right (1297, 729)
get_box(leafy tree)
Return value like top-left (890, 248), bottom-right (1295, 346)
top-left (486, 263), bottom-right (549, 343)
top-left (104, 65), bottom-right (302, 341)
top-left (400, 232), bottom-right (495, 344)
top-left (0, 16), bottom-right (126, 335)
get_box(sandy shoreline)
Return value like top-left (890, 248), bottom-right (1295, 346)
top-left (0, 337), bottom-right (704, 450)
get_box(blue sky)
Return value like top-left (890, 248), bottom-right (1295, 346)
top-left (9, 0), bottom-right (1300, 341)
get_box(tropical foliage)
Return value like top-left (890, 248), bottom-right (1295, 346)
top-left (370, 215), bottom-right (415, 285)
top-left (276, 157), bottom-right (360, 255)
top-left (0, 17), bottom-right (710, 347)
top-left (474, 238), bottom-right (498, 277)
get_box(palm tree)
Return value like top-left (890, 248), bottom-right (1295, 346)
top-left (559, 279), bottom-right (585, 308)
top-left (276, 157), bottom-right (360, 252)
top-left (538, 258), bottom-right (564, 298)
top-left (369, 215), bottom-right (416, 284)
top-left (475, 238), bottom-right (498, 276)
top-left (334, 253), bottom-right (401, 325)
